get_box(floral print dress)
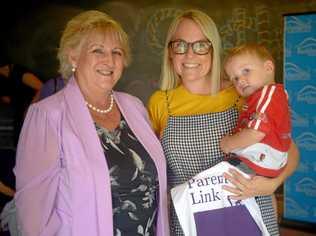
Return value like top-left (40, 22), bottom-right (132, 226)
top-left (95, 118), bottom-right (158, 236)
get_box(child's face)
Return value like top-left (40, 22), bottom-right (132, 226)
top-left (225, 53), bottom-right (274, 97)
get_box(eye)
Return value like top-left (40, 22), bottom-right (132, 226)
top-left (171, 40), bottom-right (187, 53)
top-left (92, 48), bottom-right (104, 54)
top-left (195, 41), bottom-right (209, 50)
top-left (242, 68), bottom-right (250, 76)
top-left (112, 49), bottom-right (123, 56)
top-left (232, 76), bottom-right (239, 83)
top-left (179, 41), bottom-right (187, 47)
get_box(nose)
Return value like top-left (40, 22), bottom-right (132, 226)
top-left (102, 51), bottom-right (114, 66)
top-left (185, 45), bottom-right (195, 58)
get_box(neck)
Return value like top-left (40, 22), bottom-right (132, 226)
top-left (85, 93), bottom-right (114, 114)
top-left (76, 77), bottom-right (111, 107)
top-left (182, 79), bottom-right (212, 95)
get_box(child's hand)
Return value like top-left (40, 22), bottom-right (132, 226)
top-left (220, 134), bottom-right (232, 153)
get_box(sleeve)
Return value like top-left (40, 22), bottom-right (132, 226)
top-left (147, 91), bottom-right (168, 137)
top-left (14, 104), bottom-right (62, 236)
top-left (38, 79), bottom-right (57, 100)
top-left (38, 77), bottom-right (65, 101)
top-left (248, 85), bottom-right (288, 134)
top-left (129, 94), bottom-right (153, 124)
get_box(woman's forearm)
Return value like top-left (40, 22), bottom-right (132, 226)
top-left (0, 181), bottom-right (15, 197)
top-left (273, 140), bottom-right (300, 188)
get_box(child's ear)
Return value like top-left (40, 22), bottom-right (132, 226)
top-left (264, 60), bottom-right (274, 74)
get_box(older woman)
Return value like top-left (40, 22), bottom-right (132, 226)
top-left (14, 10), bottom-right (169, 236)
top-left (148, 9), bottom-right (299, 236)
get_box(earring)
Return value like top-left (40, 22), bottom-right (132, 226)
top-left (72, 65), bottom-right (76, 72)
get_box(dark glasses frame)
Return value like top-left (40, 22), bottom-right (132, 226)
top-left (168, 39), bottom-right (212, 55)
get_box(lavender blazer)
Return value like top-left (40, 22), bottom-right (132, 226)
top-left (14, 78), bottom-right (169, 236)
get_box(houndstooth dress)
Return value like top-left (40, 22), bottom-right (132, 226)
top-left (161, 94), bottom-right (279, 236)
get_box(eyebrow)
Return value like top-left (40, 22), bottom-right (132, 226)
top-left (88, 43), bottom-right (123, 51)
top-left (171, 39), bottom-right (209, 43)
top-left (88, 43), bottom-right (104, 48)
top-left (238, 63), bottom-right (252, 69)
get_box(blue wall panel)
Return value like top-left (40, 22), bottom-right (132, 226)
top-left (284, 12), bottom-right (316, 225)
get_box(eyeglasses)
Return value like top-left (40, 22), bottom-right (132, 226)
top-left (169, 40), bottom-right (212, 55)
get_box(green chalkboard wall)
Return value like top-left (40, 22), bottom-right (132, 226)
top-left (4, 0), bottom-right (316, 102)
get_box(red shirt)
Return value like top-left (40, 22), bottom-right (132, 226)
top-left (234, 84), bottom-right (291, 176)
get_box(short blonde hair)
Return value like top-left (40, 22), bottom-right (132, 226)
top-left (160, 9), bottom-right (222, 95)
top-left (57, 10), bottom-right (131, 80)
top-left (224, 43), bottom-right (274, 68)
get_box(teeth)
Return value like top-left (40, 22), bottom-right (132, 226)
top-left (183, 63), bottom-right (199, 68)
top-left (97, 69), bottom-right (113, 76)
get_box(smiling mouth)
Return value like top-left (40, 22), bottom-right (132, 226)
top-left (97, 69), bottom-right (113, 76)
top-left (183, 63), bottom-right (199, 68)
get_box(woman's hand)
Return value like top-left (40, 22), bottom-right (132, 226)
top-left (222, 168), bottom-right (278, 200)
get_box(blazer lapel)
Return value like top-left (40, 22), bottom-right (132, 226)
top-left (114, 93), bottom-right (164, 166)
top-left (63, 77), bottom-right (112, 235)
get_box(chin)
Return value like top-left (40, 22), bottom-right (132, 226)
top-left (99, 84), bottom-right (114, 91)
top-left (240, 87), bottom-right (255, 97)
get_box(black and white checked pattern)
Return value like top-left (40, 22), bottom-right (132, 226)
top-left (162, 109), bottom-right (239, 189)
top-left (162, 108), bottom-right (279, 236)
top-left (256, 195), bottom-right (280, 236)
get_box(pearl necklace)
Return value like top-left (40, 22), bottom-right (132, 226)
top-left (85, 93), bottom-right (114, 114)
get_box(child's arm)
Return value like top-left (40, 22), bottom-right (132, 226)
top-left (222, 140), bottom-right (299, 199)
top-left (220, 128), bottom-right (265, 153)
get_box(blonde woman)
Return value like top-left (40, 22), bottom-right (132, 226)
top-left (148, 9), bottom-right (299, 236)
top-left (15, 10), bottom-right (169, 236)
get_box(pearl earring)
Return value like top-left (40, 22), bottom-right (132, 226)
top-left (72, 66), bottom-right (76, 72)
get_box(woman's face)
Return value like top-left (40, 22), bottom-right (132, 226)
top-left (169, 18), bottom-right (212, 85)
top-left (72, 30), bottom-right (125, 95)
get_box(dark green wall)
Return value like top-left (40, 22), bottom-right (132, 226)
top-left (5, 0), bottom-right (316, 102)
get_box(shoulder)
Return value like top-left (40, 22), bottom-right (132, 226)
top-left (31, 89), bottom-right (66, 120)
top-left (147, 90), bottom-right (168, 136)
top-left (219, 85), bottom-right (238, 97)
top-left (148, 87), bottom-right (183, 109)
top-left (148, 90), bottom-right (166, 108)
top-left (220, 79), bottom-right (233, 90)
top-left (273, 83), bottom-right (287, 94)
top-left (270, 84), bottom-right (289, 105)
top-left (265, 83), bottom-right (285, 92)
top-left (39, 78), bottom-right (58, 99)
top-left (42, 77), bottom-right (64, 89)
top-left (148, 90), bottom-right (166, 104)
top-left (262, 84), bottom-right (288, 100)
top-left (115, 91), bottom-right (143, 106)
top-left (114, 91), bottom-right (148, 115)
top-left (218, 85), bottom-right (243, 109)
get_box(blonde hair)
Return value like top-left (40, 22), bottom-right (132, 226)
top-left (160, 9), bottom-right (222, 95)
top-left (224, 43), bottom-right (274, 68)
top-left (57, 10), bottom-right (131, 80)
